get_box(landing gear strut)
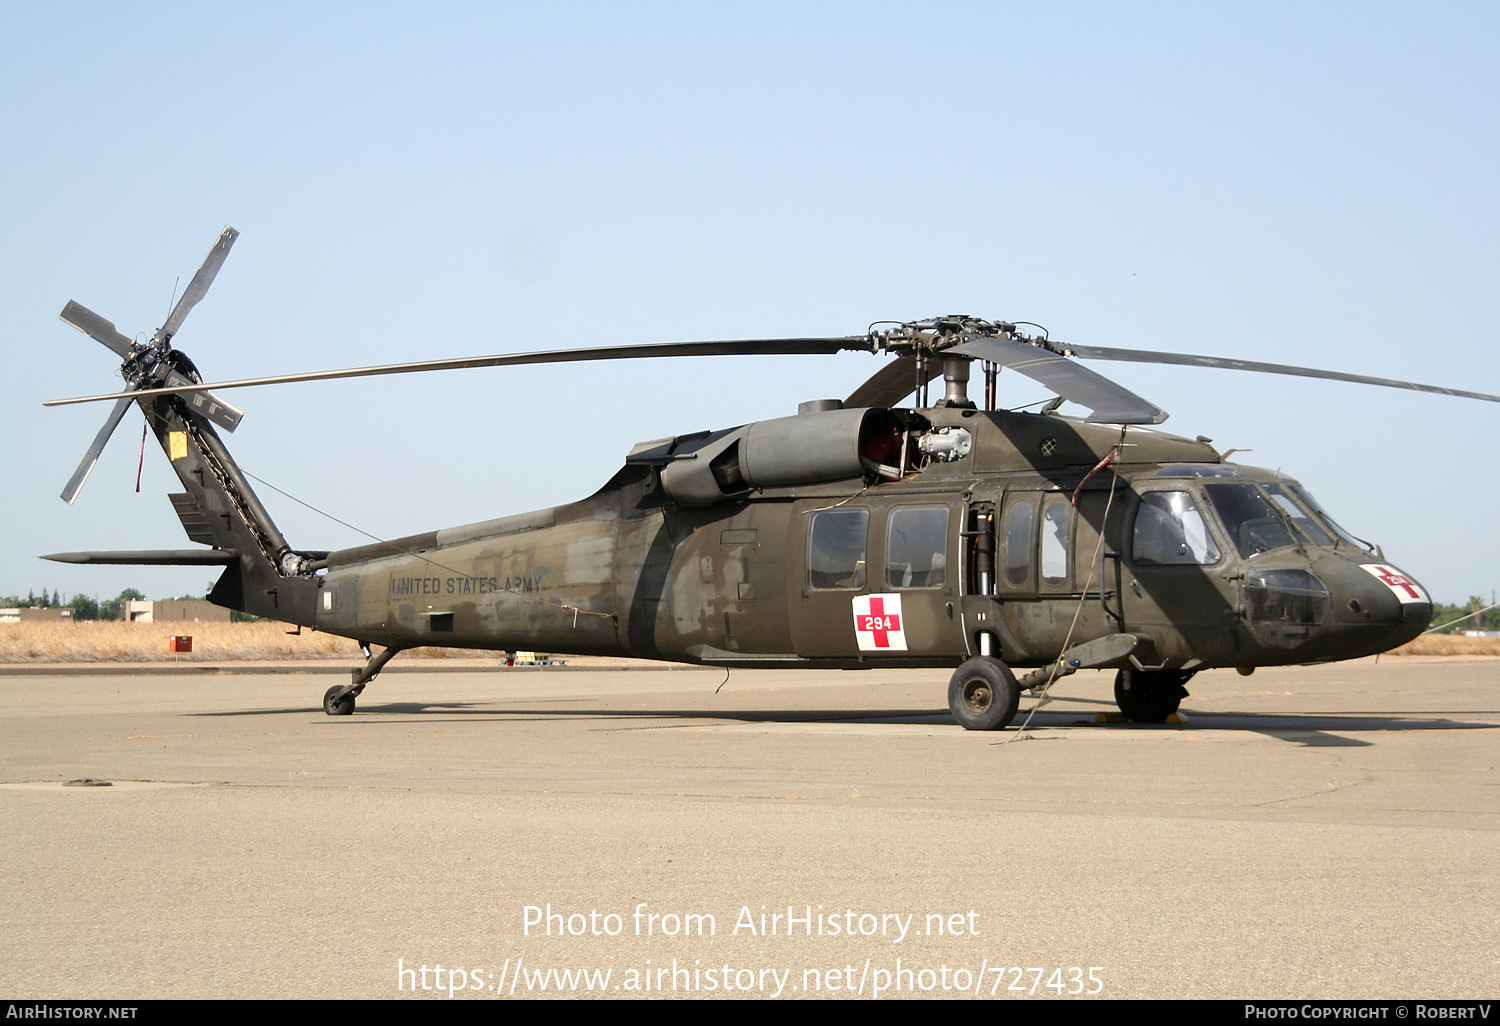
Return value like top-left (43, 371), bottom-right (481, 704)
top-left (322, 643), bottom-right (404, 716)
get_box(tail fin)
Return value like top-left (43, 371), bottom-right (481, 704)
top-left (146, 397), bottom-right (321, 625)
top-left (50, 226), bottom-right (320, 624)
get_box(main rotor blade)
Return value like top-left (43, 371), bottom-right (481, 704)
top-left (60, 393), bottom-right (135, 504)
top-left (160, 225), bottom-right (238, 342)
top-left (844, 354), bottom-right (943, 408)
top-left (950, 337), bottom-right (1169, 424)
top-left (43, 336), bottom-right (869, 408)
top-left (1062, 343), bottom-right (1500, 405)
top-left (59, 301), bottom-right (134, 358)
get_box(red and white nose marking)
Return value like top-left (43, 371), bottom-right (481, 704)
top-left (1360, 564), bottom-right (1428, 605)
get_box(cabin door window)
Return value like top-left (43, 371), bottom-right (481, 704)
top-left (1001, 495), bottom-right (1036, 593)
top-left (1040, 497), bottom-right (1072, 590)
top-left (885, 505), bottom-right (949, 590)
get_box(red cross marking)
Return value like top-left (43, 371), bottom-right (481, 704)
top-left (1373, 566), bottom-right (1421, 600)
top-left (860, 596), bottom-right (902, 648)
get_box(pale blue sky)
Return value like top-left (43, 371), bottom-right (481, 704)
top-left (2, 1), bottom-right (1496, 605)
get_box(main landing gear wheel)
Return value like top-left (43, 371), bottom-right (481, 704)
top-left (323, 685), bottom-right (355, 716)
top-left (1112, 668), bottom-right (1193, 723)
top-left (948, 657), bottom-right (1021, 731)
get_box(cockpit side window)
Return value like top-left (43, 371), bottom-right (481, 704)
top-left (1133, 491), bottom-right (1221, 566)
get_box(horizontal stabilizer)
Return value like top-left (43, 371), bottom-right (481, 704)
top-left (169, 493), bottom-right (218, 545)
top-left (42, 549), bottom-right (239, 566)
top-left (1015, 633), bottom-right (1148, 691)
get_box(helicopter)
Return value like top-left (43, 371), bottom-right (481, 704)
top-left (42, 227), bottom-right (1500, 729)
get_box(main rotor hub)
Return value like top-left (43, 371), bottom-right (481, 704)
top-left (119, 343), bottom-right (177, 390)
top-left (869, 315), bottom-right (1056, 358)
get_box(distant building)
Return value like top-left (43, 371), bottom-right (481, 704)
top-left (0, 608), bottom-right (74, 623)
top-left (124, 600), bottom-right (230, 623)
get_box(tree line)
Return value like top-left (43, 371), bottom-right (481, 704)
top-left (1429, 596), bottom-right (1500, 633)
top-left (6, 588), bottom-right (168, 621)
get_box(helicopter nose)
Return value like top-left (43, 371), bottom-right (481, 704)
top-left (1324, 557), bottom-right (1432, 628)
top-left (1360, 563), bottom-right (1432, 626)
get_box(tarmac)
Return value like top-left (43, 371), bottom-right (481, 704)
top-left (1, 655), bottom-right (1495, 1000)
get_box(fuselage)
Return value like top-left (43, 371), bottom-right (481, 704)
top-left (311, 407), bottom-right (1430, 672)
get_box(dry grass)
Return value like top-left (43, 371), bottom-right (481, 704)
top-left (0, 621), bottom-right (514, 663)
top-left (1388, 633), bottom-right (1500, 657)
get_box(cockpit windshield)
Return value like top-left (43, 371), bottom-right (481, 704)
top-left (1203, 483), bottom-right (1297, 558)
top-left (1261, 483), bottom-right (1333, 545)
top-left (1140, 469), bottom-right (1374, 560)
top-left (1286, 484), bottom-right (1375, 551)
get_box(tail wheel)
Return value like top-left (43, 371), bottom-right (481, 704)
top-left (1113, 669), bottom-right (1193, 723)
top-left (948, 657), bottom-right (1021, 731)
top-left (323, 685), bottom-right (355, 716)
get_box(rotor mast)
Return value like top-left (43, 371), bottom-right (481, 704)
top-left (868, 315), bottom-right (1020, 411)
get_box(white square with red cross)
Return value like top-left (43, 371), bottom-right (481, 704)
top-left (1360, 564), bottom-right (1428, 604)
top-left (852, 593), bottom-right (907, 651)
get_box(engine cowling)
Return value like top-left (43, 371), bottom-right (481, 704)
top-left (658, 407), bottom-right (904, 505)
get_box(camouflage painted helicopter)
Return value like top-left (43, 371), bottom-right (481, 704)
top-left (44, 228), bottom-right (1500, 727)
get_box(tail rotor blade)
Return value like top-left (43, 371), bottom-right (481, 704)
top-left (59, 301), bottom-right (134, 358)
top-left (159, 226), bottom-right (238, 342)
top-left (162, 369), bottom-right (243, 432)
top-left (61, 393), bottom-right (136, 504)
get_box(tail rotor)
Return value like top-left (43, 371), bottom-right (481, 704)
top-left (56, 226), bottom-right (245, 503)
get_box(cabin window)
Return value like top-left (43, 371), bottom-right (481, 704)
top-left (1004, 499), bottom-right (1035, 587)
top-left (808, 508), bottom-right (868, 589)
top-left (1133, 491), bottom-right (1220, 565)
top-left (886, 505), bottom-right (949, 589)
top-left (1041, 498), bottom-right (1070, 585)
